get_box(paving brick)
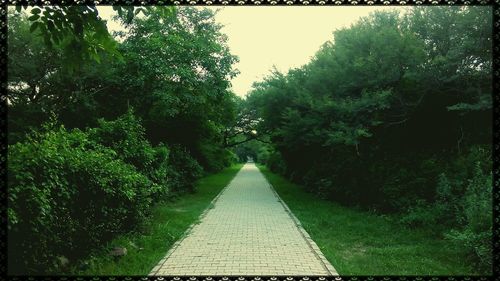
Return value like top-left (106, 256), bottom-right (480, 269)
top-left (150, 163), bottom-right (337, 276)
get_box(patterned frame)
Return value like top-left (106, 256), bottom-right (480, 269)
top-left (0, 0), bottom-right (497, 280)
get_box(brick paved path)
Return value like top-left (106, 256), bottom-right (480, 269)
top-left (149, 163), bottom-right (337, 276)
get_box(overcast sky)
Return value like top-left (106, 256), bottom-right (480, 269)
top-left (98, 6), bottom-right (402, 97)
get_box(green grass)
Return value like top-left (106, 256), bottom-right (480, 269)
top-left (70, 163), bottom-right (243, 275)
top-left (257, 164), bottom-right (482, 275)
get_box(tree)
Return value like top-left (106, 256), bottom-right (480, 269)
top-left (108, 7), bottom-right (239, 171)
top-left (12, 5), bottom-right (176, 71)
top-left (8, 6), bottom-right (240, 172)
top-left (247, 6), bottom-right (492, 217)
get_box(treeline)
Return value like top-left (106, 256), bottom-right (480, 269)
top-left (7, 7), bottom-right (239, 274)
top-left (247, 7), bottom-right (492, 270)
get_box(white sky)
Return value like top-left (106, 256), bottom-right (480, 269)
top-left (97, 6), bottom-right (403, 97)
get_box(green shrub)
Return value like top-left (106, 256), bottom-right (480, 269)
top-left (446, 162), bottom-right (492, 270)
top-left (399, 200), bottom-right (443, 228)
top-left (400, 173), bottom-right (461, 229)
top-left (197, 141), bottom-right (238, 172)
top-left (256, 146), bottom-right (271, 164)
top-left (266, 150), bottom-right (286, 175)
top-left (302, 167), bottom-right (334, 199)
top-left (450, 145), bottom-right (492, 181)
top-left (380, 156), bottom-right (443, 213)
top-left (88, 110), bottom-right (170, 197)
top-left (434, 173), bottom-right (462, 225)
top-left (89, 110), bottom-right (155, 173)
top-left (226, 150), bottom-right (240, 165)
top-left (148, 144), bottom-right (170, 198)
top-left (8, 126), bottom-right (153, 274)
top-left (167, 145), bottom-right (203, 194)
top-left (398, 161), bottom-right (492, 269)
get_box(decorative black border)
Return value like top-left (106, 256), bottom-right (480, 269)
top-left (0, 0), bottom-right (498, 280)
top-left (1, 0), bottom-right (498, 6)
top-left (1, 0), bottom-right (9, 279)
top-left (492, 0), bottom-right (500, 279)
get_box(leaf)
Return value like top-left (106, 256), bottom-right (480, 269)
top-left (115, 7), bottom-right (123, 18)
top-left (29, 22), bottom-right (40, 33)
top-left (51, 32), bottom-right (60, 44)
top-left (89, 48), bottom-right (101, 64)
top-left (74, 21), bottom-right (83, 37)
top-left (134, 8), bottom-right (143, 16)
top-left (53, 16), bottom-right (64, 29)
top-left (47, 20), bottom-right (55, 32)
top-left (28, 14), bottom-right (40, 21)
top-left (31, 8), bottom-right (41, 15)
top-left (44, 35), bottom-right (53, 49)
top-left (125, 10), bottom-right (134, 25)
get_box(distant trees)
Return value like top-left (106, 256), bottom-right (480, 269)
top-left (248, 6), bottom-right (492, 271)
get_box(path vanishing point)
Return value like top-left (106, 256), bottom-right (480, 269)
top-left (149, 163), bottom-right (338, 276)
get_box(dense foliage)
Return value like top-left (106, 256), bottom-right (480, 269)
top-left (14, 5), bottom-right (169, 70)
top-left (246, 6), bottom-right (492, 271)
top-left (8, 6), bottom-right (239, 274)
top-left (8, 122), bottom-right (153, 273)
top-left (8, 7), bottom-right (239, 169)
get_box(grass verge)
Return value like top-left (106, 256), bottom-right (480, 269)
top-left (71, 163), bottom-right (243, 275)
top-left (257, 164), bottom-right (481, 275)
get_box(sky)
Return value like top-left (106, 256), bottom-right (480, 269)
top-left (98, 6), bottom-right (402, 97)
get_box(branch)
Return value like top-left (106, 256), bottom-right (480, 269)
top-left (457, 126), bottom-right (464, 154)
top-left (224, 136), bottom-right (258, 148)
top-left (384, 118), bottom-right (408, 128)
top-left (224, 134), bottom-right (273, 148)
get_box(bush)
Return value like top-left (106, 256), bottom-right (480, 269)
top-left (226, 150), bottom-right (240, 165)
top-left (398, 161), bottom-right (493, 269)
top-left (197, 142), bottom-right (235, 172)
top-left (88, 110), bottom-right (170, 197)
top-left (266, 150), bottom-right (286, 175)
top-left (8, 126), bottom-right (153, 274)
top-left (148, 144), bottom-right (170, 198)
top-left (399, 200), bottom-right (443, 228)
top-left (256, 145), bottom-right (271, 164)
top-left (446, 162), bottom-right (492, 270)
top-left (89, 110), bottom-right (154, 169)
top-left (399, 173), bottom-right (460, 229)
top-left (302, 167), bottom-right (335, 199)
top-left (167, 145), bottom-right (203, 194)
top-left (450, 145), bottom-right (492, 181)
